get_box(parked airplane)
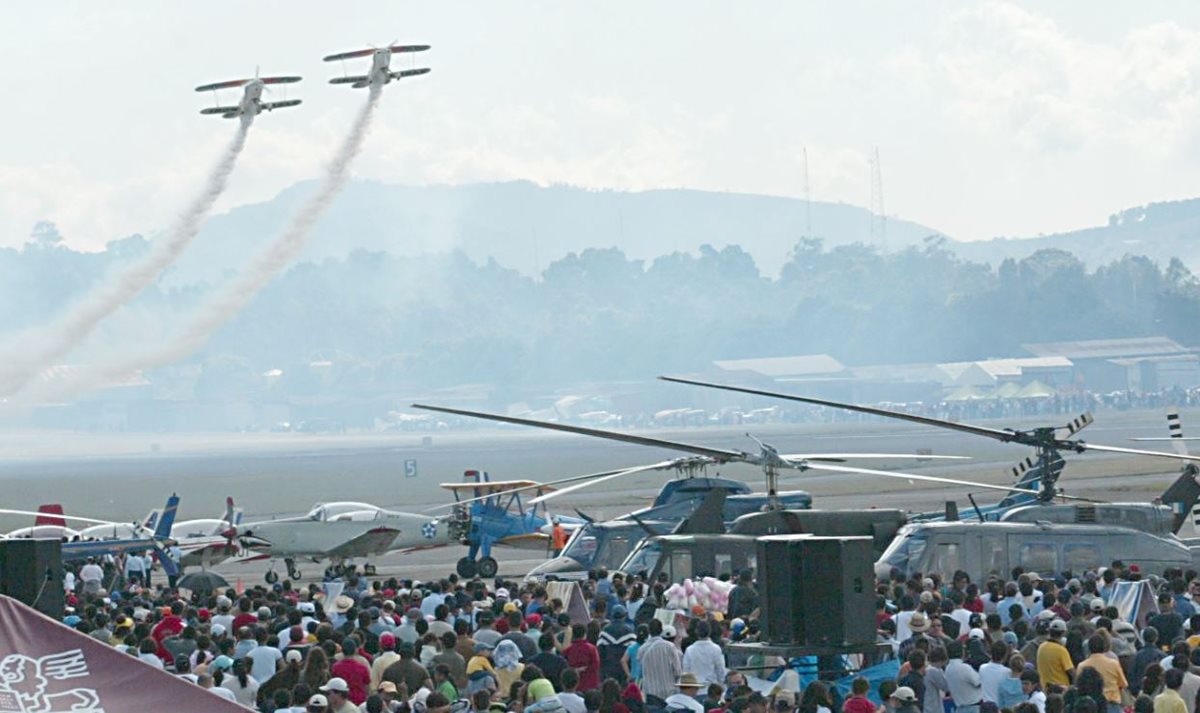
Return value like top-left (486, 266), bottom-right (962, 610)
top-left (195, 71), bottom-right (302, 121)
top-left (430, 470), bottom-right (585, 578)
top-left (323, 42), bottom-right (431, 89)
top-left (238, 502), bottom-right (454, 582)
top-left (5, 505), bottom-right (80, 540)
top-left (165, 497), bottom-right (275, 571)
top-left (0, 495), bottom-right (181, 576)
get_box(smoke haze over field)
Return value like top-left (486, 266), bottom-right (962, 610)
top-left (21, 87), bottom-right (385, 404)
top-left (0, 122), bottom-right (251, 396)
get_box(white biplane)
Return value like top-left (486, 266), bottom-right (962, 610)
top-left (195, 71), bottom-right (302, 120)
top-left (323, 43), bottom-right (431, 89)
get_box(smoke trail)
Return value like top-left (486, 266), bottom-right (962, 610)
top-left (0, 122), bottom-right (252, 395)
top-left (32, 86), bottom-right (383, 402)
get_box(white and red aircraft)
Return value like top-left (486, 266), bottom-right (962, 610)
top-left (195, 72), bottom-right (302, 120)
top-left (323, 43), bottom-right (431, 89)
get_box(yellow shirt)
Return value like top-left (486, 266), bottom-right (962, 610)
top-left (1155, 688), bottom-right (1187, 713)
top-left (1037, 640), bottom-right (1073, 687)
top-left (1078, 654), bottom-right (1129, 704)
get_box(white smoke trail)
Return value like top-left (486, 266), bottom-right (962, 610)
top-left (0, 121), bottom-right (252, 395)
top-left (32, 86), bottom-right (383, 402)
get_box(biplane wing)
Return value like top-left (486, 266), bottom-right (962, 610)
top-left (262, 99), bottom-right (302, 111)
top-left (323, 48), bottom-right (377, 62)
top-left (392, 68), bottom-right (431, 79)
top-left (260, 76), bottom-right (302, 85)
top-left (390, 44), bottom-right (431, 53)
top-left (440, 480), bottom-right (557, 497)
top-left (200, 105), bottom-right (242, 116)
top-left (195, 79), bottom-right (251, 92)
top-left (330, 75), bottom-right (371, 85)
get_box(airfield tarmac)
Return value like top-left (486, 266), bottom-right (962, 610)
top-left (0, 406), bottom-right (1195, 584)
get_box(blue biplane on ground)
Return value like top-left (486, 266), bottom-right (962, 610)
top-left (440, 470), bottom-right (583, 578)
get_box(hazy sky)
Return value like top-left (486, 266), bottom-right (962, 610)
top-left (5, 1), bottom-right (1200, 252)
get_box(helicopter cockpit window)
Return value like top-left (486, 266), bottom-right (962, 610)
top-left (1018, 543), bottom-right (1057, 573)
top-left (670, 550), bottom-right (693, 581)
top-left (307, 506), bottom-right (326, 522)
top-left (981, 535), bottom-right (1005, 577)
top-left (932, 542), bottom-right (960, 576)
top-left (1063, 544), bottom-right (1100, 572)
top-left (604, 535), bottom-right (633, 569)
top-left (621, 542), bottom-right (661, 577)
top-left (563, 532), bottom-right (599, 566)
top-left (879, 530), bottom-right (926, 574)
top-left (714, 553), bottom-right (733, 578)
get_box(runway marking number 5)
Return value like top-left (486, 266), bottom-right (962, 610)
top-left (404, 459), bottom-right (418, 478)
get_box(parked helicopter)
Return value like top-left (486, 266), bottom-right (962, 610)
top-left (411, 402), bottom-right (977, 580)
top-left (525, 476), bottom-right (813, 581)
top-left (657, 376), bottom-right (1200, 579)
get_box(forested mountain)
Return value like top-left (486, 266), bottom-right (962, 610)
top-left (954, 198), bottom-right (1200, 269)
top-left (150, 181), bottom-right (1200, 286)
top-left (163, 180), bottom-right (936, 284)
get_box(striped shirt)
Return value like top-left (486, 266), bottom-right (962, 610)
top-left (638, 637), bottom-right (682, 701)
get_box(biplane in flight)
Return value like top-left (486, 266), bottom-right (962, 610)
top-left (323, 43), bottom-right (431, 89)
top-left (195, 71), bottom-right (302, 120)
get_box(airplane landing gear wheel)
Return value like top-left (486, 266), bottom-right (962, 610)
top-left (456, 557), bottom-right (477, 578)
top-left (286, 560), bottom-right (302, 581)
top-left (477, 556), bottom-right (498, 578)
top-left (265, 570), bottom-right (279, 584)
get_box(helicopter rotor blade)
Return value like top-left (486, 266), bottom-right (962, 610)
top-left (785, 462), bottom-right (1094, 500)
top-left (528, 460), bottom-right (686, 505)
top-left (779, 453), bottom-right (970, 462)
top-left (1070, 442), bottom-right (1200, 462)
top-left (411, 404), bottom-right (745, 461)
top-left (658, 376), bottom-right (1016, 441)
top-left (660, 376), bottom-right (1200, 464)
top-left (0, 508), bottom-right (127, 527)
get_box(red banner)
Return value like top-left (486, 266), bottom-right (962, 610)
top-left (0, 595), bottom-right (246, 712)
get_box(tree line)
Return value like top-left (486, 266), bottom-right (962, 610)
top-left (4, 229), bottom-right (1200, 398)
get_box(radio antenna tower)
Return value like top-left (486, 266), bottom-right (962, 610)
top-left (868, 146), bottom-right (887, 250)
top-left (802, 147), bottom-right (812, 239)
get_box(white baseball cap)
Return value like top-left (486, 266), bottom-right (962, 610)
top-left (893, 687), bottom-right (917, 703)
top-left (320, 677), bottom-right (349, 693)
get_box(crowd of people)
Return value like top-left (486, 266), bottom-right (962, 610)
top-left (873, 562), bottom-right (1200, 713)
top-left (55, 557), bottom-right (1200, 713)
top-left (62, 563), bottom-right (771, 713)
